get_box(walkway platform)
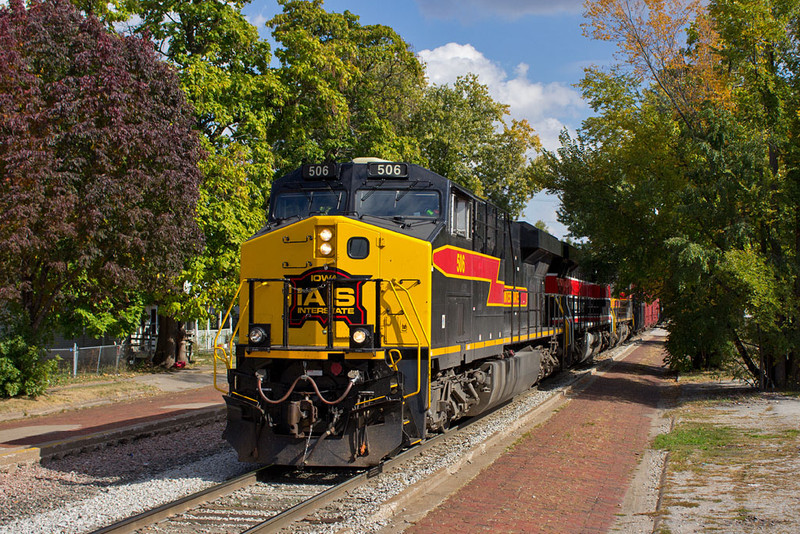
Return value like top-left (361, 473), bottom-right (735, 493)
top-left (0, 369), bottom-right (226, 467)
top-left (1, 333), bottom-right (672, 533)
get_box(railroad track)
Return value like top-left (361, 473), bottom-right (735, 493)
top-left (89, 464), bottom-right (353, 534)
top-left (90, 417), bottom-right (479, 534)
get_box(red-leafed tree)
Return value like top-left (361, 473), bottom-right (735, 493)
top-left (0, 0), bottom-right (202, 353)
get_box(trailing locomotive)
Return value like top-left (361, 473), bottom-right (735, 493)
top-left (214, 159), bottom-right (658, 467)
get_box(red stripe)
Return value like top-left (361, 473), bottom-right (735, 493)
top-left (433, 247), bottom-right (528, 307)
top-left (545, 275), bottom-right (611, 299)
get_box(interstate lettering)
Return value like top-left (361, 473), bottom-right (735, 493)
top-left (298, 307), bottom-right (355, 315)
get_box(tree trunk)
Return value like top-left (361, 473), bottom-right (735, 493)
top-left (773, 354), bottom-right (787, 388)
top-left (154, 315), bottom-right (176, 367)
top-left (176, 321), bottom-right (189, 365)
top-left (731, 329), bottom-right (760, 381)
top-left (154, 315), bottom-right (190, 368)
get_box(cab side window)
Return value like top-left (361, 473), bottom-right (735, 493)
top-left (450, 192), bottom-right (472, 239)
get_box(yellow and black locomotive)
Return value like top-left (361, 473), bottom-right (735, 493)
top-left (215, 159), bottom-right (645, 467)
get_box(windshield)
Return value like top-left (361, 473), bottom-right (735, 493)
top-left (356, 190), bottom-right (440, 218)
top-left (271, 190), bottom-right (345, 220)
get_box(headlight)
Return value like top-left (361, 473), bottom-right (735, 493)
top-left (319, 228), bottom-right (333, 241)
top-left (249, 326), bottom-right (267, 345)
top-left (348, 325), bottom-right (373, 349)
top-left (319, 242), bottom-right (333, 256)
top-left (351, 328), bottom-right (368, 344)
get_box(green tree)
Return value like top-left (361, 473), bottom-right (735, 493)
top-left (533, 220), bottom-right (550, 233)
top-left (268, 0), bottom-right (425, 174)
top-left (413, 74), bottom-right (541, 217)
top-left (542, 0), bottom-right (800, 386)
top-left (130, 0), bottom-right (279, 365)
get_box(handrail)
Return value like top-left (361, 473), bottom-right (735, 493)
top-left (556, 296), bottom-right (570, 352)
top-left (213, 281), bottom-right (246, 394)
top-left (387, 279), bottom-right (431, 406)
top-left (610, 303), bottom-right (617, 336)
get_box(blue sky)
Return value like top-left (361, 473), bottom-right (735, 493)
top-left (244, 0), bottom-right (618, 238)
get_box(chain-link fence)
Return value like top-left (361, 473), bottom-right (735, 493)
top-left (46, 325), bottom-right (221, 376)
top-left (45, 343), bottom-right (125, 376)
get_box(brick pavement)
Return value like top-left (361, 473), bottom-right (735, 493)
top-left (408, 336), bottom-right (670, 533)
top-left (0, 384), bottom-right (224, 465)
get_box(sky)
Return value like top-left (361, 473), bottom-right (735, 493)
top-left (243, 0), bottom-right (618, 239)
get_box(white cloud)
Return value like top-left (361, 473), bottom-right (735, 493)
top-left (418, 43), bottom-right (584, 151)
top-left (247, 13), bottom-right (268, 29)
top-left (416, 0), bottom-right (583, 21)
top-left (419, 42), bottom-right (585, 235)
top-left (419, 43), bottom-right (506, 86)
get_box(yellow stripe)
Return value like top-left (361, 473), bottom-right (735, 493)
top-left (246, 349), bottom-right (386, 360)
top-left (355, 395), bottom-right (386, 406)
top-left (431, 344), bottom-right (461, 356)
top-left (438, 329), bottom-right (562, 357)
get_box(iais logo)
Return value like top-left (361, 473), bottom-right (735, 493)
top-left (287, 267), bottom-right (369, 327)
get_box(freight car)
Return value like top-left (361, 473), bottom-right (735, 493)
top-left (214, 159), bottom-right (658, 467)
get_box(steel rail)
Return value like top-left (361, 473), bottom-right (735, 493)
top-left (245, 337), bottom-right (647, 532)
top-left (89, 467), bottom-right (268, 534)
top-left (241, 413), bottom-right (489, 533)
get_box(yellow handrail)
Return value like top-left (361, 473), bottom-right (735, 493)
top-left (610, 303), bottom-right (617, 336)
top-left (213, 281), bottom-right (246, 394)
top-left (387, 279), bottom-right (431, 406)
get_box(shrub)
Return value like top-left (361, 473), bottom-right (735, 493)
top-left (0, 335), bottom-right (58, 398)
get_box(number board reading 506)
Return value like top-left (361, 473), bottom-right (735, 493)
top-left (367, 162), bottom-right (408, 179)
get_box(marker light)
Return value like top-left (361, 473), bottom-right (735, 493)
top-left (351, 328), bottom-right (368, 344)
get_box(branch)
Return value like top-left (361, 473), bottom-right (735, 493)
top-left (730, 326), bottom-right (765, 386)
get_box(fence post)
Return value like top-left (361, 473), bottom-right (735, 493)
top-left (96, 345), bottom-right (102, 374)
top-left (115, 342), bottom-right (120, 374)
top-left (73, 342), bottom-right (78, 377)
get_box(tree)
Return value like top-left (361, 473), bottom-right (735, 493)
top-left (130, 0), bottom-right (278, 365)
top-left (268, 0), bottom-right (426, 173)
top-left (412, 74), bottom-right (541, 217)
top-left (541, 0), bottom-right (800, 386)
top-left (0, 0), bottom-right (202, 356)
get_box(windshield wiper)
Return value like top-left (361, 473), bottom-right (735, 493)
top-left (359, 179), bottom-right (385, 202)
top-left (395, 180), bottom-right (433, 201)
top-left (359, 213), bottom-right (406, 227)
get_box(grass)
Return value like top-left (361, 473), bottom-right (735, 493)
top-left (507, 430), bottom-right (533, 450)
top-left (655, 389), bottom-right (800, 532)
top-left (653, 416), bottom-right (800, 473)
top-left (654, 423), bottom-right (741, 468)
top-left (190, 349), bottom-right (217, 368)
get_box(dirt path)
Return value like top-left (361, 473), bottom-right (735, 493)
top-left (654, 384), bottom-right (800, 533)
